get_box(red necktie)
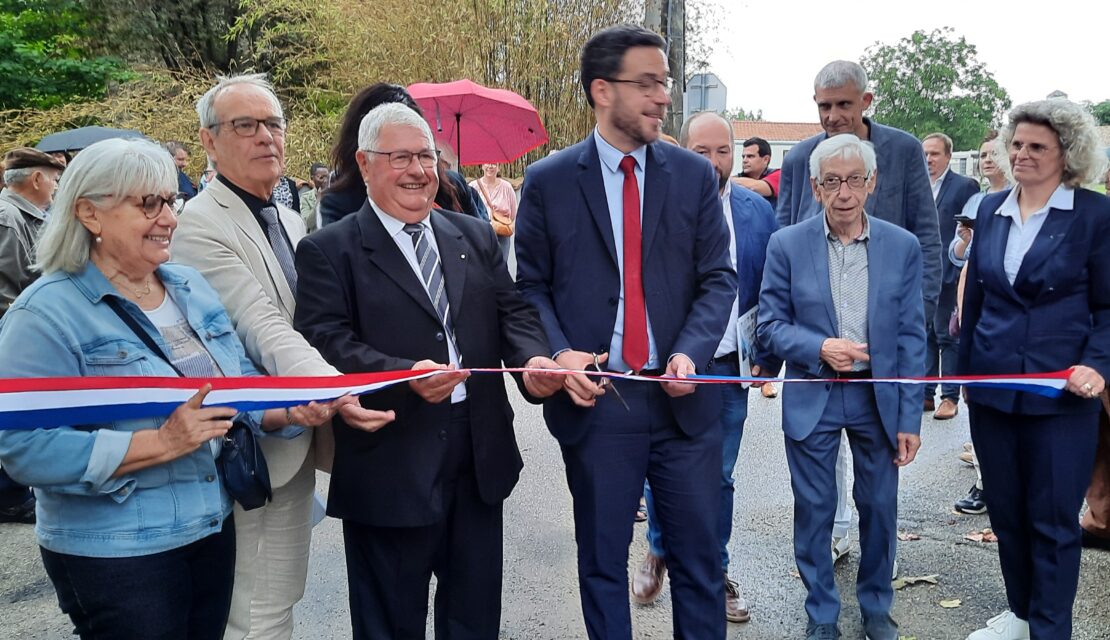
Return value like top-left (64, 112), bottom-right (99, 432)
top-left (619, 155), bottom-right (648, 372)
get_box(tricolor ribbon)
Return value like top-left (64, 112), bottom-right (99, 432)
top-left (0, 368), bottom-right (1075, 431)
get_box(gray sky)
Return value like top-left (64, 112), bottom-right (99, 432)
top-left (705, 0), bottom-right (1106, 122)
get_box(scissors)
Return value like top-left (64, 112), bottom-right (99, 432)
top-left (587, 352), bottom-right (630, 411)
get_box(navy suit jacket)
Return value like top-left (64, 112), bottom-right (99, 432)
top-left (934, 172), bottom-right (981, 284)
top-left (515, 135), bottom-right (737, 446)
top-left (757, 215), bottom-right (926, 446)
top-left (729, 185), bottom-right (781, 371)
top-left (957, 188), bottom-right (1110, 415)
top-left (776, 118), bottom-right (941, 310)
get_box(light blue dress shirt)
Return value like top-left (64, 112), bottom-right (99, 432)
top-left (593, 128), bottom-right (660, 371)
top-left (994, 184), bottom-right (1074, 285)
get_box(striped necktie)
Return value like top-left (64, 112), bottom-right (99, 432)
top-left (259, 206), bottom-right (298, 295)
top-left (403, 223), bottom-right (453, 336)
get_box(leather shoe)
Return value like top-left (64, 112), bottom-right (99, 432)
top-left (1081, 528), bottom-right (1110, 551)
top-left (806, 622), bottom-right (841, 639)
top-left (724, 573), bottom-right (750, 623)
top-left (632, 552), bottom-right (666, 604)
top-left (0, 497), bottom-right (35, 524)
top-left (923, 397), bottom-right (935, 412)
top-left (934, 398), bottom-right (959, 420)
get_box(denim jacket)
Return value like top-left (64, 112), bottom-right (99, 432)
top-left (0, 262), bottom-right (299, 557)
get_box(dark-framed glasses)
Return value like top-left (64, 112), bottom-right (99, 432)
top-left (214, 117), bottom-right (287, 137)
top-left (817, 174), bottom-right (870, 192)
top-left (366, 148), bottom-right (439, 170)
top-left (130, 193), bottom-right (184, 218)
top-left (604, 75), bottom-right (674, 96)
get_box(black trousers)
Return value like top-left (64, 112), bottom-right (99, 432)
top-left (342, 403), bottom-right (504, 640)
top-left (40, 515), bottom-right (235, 640)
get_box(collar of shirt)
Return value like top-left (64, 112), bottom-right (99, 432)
top-left (932, 167), bottom-right (950, 188)
top-left (823, 211), bottom-right (871, 243)
top-left (369, 196), bottom-right (432, 241)
top-left (994, 183), bottom-right (1074, 223)
top-left (593, 127), bottom-right (647, 176)
top-left (216, 174), bottom-right (276, 218)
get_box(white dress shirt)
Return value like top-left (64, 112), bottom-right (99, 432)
top-left (715, 182), bottom-right (739, 358)
top-left (993, 184), bottom-right (1074, 286)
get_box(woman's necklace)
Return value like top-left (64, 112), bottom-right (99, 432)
top-left (111, 274), bottom-right (153, 300)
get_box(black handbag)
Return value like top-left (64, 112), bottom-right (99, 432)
top-left (106, 297), bottom-right (273, 510)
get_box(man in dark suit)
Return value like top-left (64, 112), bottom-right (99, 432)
top-left (293, 102), bottom-right (562, 639)
top-left (921, 133), bottom-right (980, 420)
top-left (758, 134), bottom-right (925, 640)
top-left (515, 24), bottom-right (736, 640)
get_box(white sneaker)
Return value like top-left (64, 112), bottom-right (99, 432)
top-left (832, 536), bottom-right (850, 563)
top-left (966, 611), bottom-right (1030, 640)
top-left (891, 558), bottom-right (899, 581)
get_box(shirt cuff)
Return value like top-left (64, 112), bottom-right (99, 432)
top-left (82, 429), bottom-right (137, 499)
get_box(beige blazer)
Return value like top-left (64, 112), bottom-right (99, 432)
top-left (173, 178), bottom-right (335, 486)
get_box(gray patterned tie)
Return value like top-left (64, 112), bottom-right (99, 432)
top-left (259, 206), bottom-right (298, 295)
top-left (403, 223), bottom-right (454, 336)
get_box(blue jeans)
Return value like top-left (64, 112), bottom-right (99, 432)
top-left (644, 357), bottom-right (749, 572)
top-left (40, 516), bottom-right (236, 640)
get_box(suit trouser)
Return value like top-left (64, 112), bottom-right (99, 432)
top-left (341, 404), bottom-right (503, 640)
top-left (562, 379), bottom-right (724, 640)
top-left (1081, 400), bottom-right (1110, 537)
top-left (644, 358), bottom-right (749, 573)
top-left (785, 384), bottom-right (898, 625)
top-left (925, 282), bottom-right (959, 401)
top-left (969, 403), bottom-right (1098, 638)
top-left (0, 466), bottom-right (32, 508)
top-left (223, 453), bottom-right (315, 640)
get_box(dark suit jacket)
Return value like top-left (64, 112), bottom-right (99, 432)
top-left (729, 185), bottom-right (781, 372)
top-left (515, 135), bottom-right (736, 446)
top-left (293, 203), bottom-right (550, 527)
top-left (757, 215), bottom-right (926, 447)
top-left (957, 188), bottom-right (1110, 415)
top-left (776, 118), bottom-right (942, 310)
top-left (934, 172), bottom-right (981, 284)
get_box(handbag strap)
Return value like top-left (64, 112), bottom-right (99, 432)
top-left (104, 296), bottom-right (184, 377)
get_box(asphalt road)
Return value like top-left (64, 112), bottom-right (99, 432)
top-left (3, 381), bottom-right (1109, 639)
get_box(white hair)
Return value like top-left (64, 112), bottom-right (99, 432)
top-left (2, 167), bottom-right (34, 186)
top-left (1000, 99), bottom-right (1108, 188)
top-left (196, 72), bottom-right (284, 130)
top-left (35, 138), bottom-right (177, 274)
top-left (809, 134), bottom-right (877, 178)
top-left (814, 60), bottom-right (868, 93)
top-left (357, 103), bottom-right (434, 151)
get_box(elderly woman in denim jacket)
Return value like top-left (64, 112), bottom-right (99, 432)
top-left (0, 138), bottom-right (350, 640)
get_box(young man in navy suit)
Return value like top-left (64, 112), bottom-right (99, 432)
top-left (515, 24), bottom-right (736, 640)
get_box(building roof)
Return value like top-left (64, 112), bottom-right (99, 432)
top-left (731, 121), bottom-right (824, 143)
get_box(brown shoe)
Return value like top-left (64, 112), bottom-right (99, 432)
top-left (923, 397), bottom-right (935, 412)
top-left (761, 382), bottom-right (778, 398)
top-left (632, 552), bottom-right (666, 604)
top-left (933, 398), bottom-right (959, 420)
top-left (724, 574), bottom-right (750, 623)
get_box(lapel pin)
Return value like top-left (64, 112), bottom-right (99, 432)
top-left (461, 253), bottom-right (467, 259)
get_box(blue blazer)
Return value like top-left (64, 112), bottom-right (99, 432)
top-left (957, 188), bottom-right (1110, 415)
top-left (729, 185), bottom-right (782, 371)
top-left (776, 119), bottom-right (941, 309)
top-left (515, 135), bottom-right (737, 446)
top-left (935, 172), bottom-right (981, 284)
top-left (756, 215), bottom-right (926, 446)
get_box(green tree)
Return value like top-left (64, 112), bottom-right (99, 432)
top-left (721, 107), bottom-right (762, 121)
top-left (860, 27), bottom-right (1011, 150)
top-left (0, 0), bottom-right (127, 109)
top-left (1090, 99), bottom-right (1110, 126)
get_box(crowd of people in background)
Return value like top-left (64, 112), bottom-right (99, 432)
top-left (1, 20), bottom-right (1109, 640)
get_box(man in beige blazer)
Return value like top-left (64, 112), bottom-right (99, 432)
top-left (174, 73), bottom-right (394, 640)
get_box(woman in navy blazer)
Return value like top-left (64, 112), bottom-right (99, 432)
top-left (958, 100), bottom-right (1110, 640)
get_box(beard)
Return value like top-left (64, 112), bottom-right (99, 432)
top-left (612, 97), bottom-right (662, 148)
top-left (717, 170), bottom-right (729, 191)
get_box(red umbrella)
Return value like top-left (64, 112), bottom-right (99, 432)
top-left (407, 79), bottom-right (549, 165)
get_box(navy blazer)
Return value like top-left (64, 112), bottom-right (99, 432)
top-left (957, 188), bottom-right (1110, 415)
top-left (776, 118), bottom-right (941, 309)
top-left (757, 215), bottom-right (926, 446)
top-left (515, 135), bottom-right (737, 446)
top-left (729, 185), bottom-right (782, 371)
top-left (934, 172), bottom-right (981, 284)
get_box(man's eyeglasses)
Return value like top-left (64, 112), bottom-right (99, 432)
top-left (1009, 140), bottom-right (1057, 158)
top-left (604, 75), bottom-right (674, 96)
top-left (129, 193), bottom-right (184, 218)
top-left (817, 174), bottom-right (870, 192)
top-left (213, 117), bottom-right (287, 137)
top-left (366, 149), bottom-right (439, 170)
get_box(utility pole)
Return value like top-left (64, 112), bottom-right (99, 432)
top-left (645, 0), bottom-right (685, 137)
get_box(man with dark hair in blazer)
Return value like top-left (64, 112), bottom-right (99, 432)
top-left (515, 24), bottom-right (737, 640)
top-left (921, 132), bottom-right (980, 420)
top-left (293, 102), bottom-right (562, 639)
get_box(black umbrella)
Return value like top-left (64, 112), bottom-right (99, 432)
top-left (35, 126), bottom-right (147, 153)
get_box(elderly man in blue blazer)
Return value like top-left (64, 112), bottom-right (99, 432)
top-left (758, 134), bottom-right (925, 640)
